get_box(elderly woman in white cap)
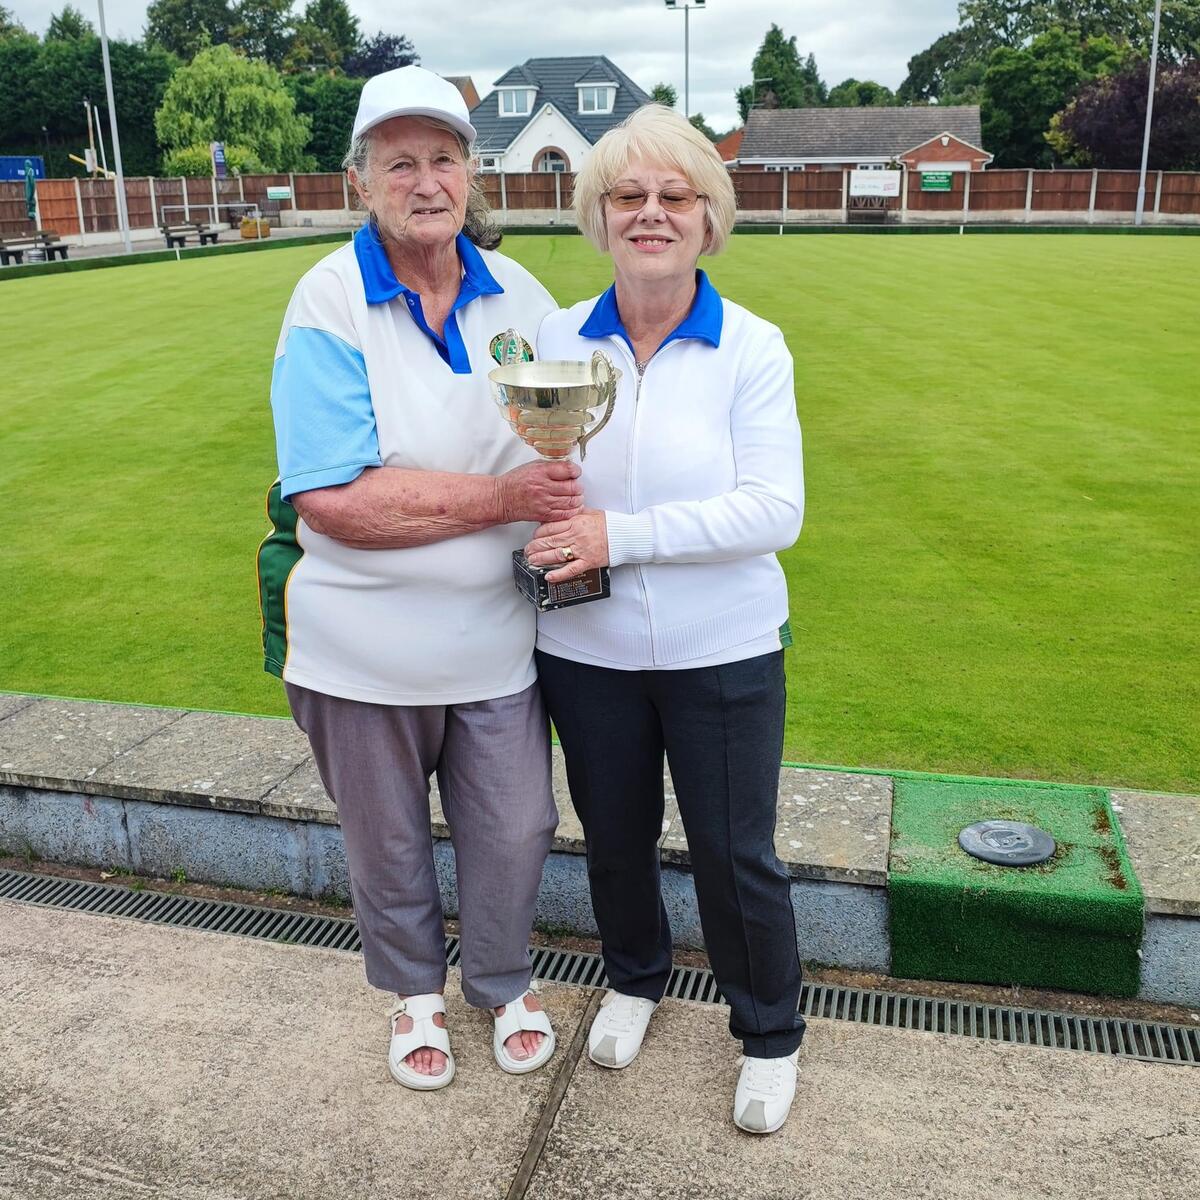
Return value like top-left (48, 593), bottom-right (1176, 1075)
top-left (526, 105), bottom-right (806, 1133)
top-left (257, 67), bottom-right (579, 1089)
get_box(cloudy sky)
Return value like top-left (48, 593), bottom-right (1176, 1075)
top-left (14, 1), bottom-right (963, 131)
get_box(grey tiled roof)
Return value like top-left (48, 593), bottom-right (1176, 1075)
top-left (739, 106), bottom-right (986, 161)
top-left (470, 56), bottom-right (653, 154)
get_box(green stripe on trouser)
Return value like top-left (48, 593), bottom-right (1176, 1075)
top-left (257, 481), bottom-right (302, 678)
top-left (888, 779), bottom-right (1144, 997)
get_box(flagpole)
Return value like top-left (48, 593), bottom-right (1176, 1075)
top-left (1135, 0), bottom-right (1162, 227)
top-left (96, 0), bottom-right (132, 252)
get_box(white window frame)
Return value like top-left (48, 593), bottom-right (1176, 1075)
top-left (537, 151), bottom-right (568, 173)
top-left (478, 156), bottom-right (501, 174)
top-left (499, 89), bottom-right (533, 117)
top-left (577, 85), bottom-right (616, 115)
top-left (856, 162), bottom-right (886, 170)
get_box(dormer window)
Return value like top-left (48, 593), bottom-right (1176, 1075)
top-left (578, 85), bottom-right (616, 114)
top-left (499, 88), bottom-right (534, 117)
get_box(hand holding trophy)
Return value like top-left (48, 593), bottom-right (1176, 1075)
top-left (489, 329), bottom-right (619, 611)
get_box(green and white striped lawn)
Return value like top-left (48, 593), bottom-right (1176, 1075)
top-left (1, 233), bottom-right (1196, 791)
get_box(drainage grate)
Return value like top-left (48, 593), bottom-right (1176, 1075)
top-left (3, 867), bottom-right (1196, 1066)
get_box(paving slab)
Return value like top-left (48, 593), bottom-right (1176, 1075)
top-left (90, 710), bottom-right (311, 810)
top-left (0, 694), bottom-right (36, 723)
top-left (528, 997), bottom-right (1200, 1200)
top-left (1113, 790), bottom-right (1200, 916)
top-left (259, 756), bottom-right (338, 824)
top-left (0, 900), bottom-right (592, 1200)
top-left (0, 700), bottom-right (184, 784)
top-left (664, 767), bottom-right (892, 886)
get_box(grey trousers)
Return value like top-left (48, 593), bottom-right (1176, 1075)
top-left (286, 681), bottom-right (558, 1009)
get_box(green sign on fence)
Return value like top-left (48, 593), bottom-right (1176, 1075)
top-left (921, 172), bottom-right (953, 192)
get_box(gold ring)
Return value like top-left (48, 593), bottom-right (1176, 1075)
top-left (560, 545), bottom-right (576, 562)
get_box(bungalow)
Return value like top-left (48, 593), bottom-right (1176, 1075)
top-left (469, 56), bottom-right (652, 174)
top-left (735, 106), bottom-right (992, 173)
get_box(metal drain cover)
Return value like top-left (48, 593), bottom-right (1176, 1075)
top-left (959, 820), bottom-right (1056, 866)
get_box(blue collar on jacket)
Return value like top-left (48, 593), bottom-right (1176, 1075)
top-left (352, 223), bottom-right (504, 374)
top-left (578, 269), bottom-right (723, 358)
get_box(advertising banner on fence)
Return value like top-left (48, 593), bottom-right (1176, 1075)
top-left (210, 142), bottom-right (227, 179)
top-left (849, 169), bottom-right (902, 198)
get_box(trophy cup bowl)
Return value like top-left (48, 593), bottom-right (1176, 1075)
top-left (488, 352), bottom-right (618, 461)
top-left (488, 343), bottom-right (620, 612)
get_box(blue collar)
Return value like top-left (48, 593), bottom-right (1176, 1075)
top-left (578, 269), bottom-right (723, 357)
top-left (353, 223), bottom-right (504, 305)
top-left (352, 224), bottom-right (504, 374)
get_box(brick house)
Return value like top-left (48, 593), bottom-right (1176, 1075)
top-left (735, 106), bottom-right (991, 173)
top-left (469, 56), bottom-right (652, 174)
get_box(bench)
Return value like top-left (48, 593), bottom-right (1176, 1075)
top-left (0, 230), bottom-right (70, 266)
top-left (161, 222), bottom-right (223, 248)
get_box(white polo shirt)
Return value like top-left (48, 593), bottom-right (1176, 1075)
top-left (257, 226), bottom-right (557, 705)
top-left (535, 272), bottom-right (804, 671)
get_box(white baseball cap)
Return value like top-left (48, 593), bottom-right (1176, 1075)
top-left (352, 66), bottom-right (477, 145)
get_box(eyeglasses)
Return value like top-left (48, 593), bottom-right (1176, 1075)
top-left (605, 186), bottom-right (706, 213)
top-left (386, 154), bottom-right (466, 179)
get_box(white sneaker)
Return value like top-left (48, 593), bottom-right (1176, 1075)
top-left (733, 1048), bottom-right (800, 1134)
top-left (587, 989), bottom-right (658, 1068)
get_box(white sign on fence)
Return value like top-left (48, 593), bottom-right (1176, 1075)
top-left (265, 186), bottom-right (292, 201)
top-left (849, 170), bottom-right (902, 198)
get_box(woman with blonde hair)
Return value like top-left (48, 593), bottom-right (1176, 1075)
top-left (526, 105), bottom-right (806, 1134)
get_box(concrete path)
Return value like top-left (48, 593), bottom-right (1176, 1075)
top-left (1, 901), bottom-right (1197, 1200)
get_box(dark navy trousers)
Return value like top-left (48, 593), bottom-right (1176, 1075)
top-left (536, 648), bottom-right (805, 1058)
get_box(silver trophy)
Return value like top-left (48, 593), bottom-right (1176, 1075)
top-left (488, 331), bottom-right (618, 610)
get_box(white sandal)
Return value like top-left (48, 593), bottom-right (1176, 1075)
top-left (493, 985), bottom-right (556, 1075)
top-left (388, 993), bottom-right (454, 1091)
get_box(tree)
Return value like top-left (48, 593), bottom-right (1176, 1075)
top-left (688, 113), bottom-right (718, 141)
top-left (286, 71), bottom-right (362, 167)
top-left (897, 28), bottom-right (989, 104)
top-left (650, 81), bottom-right (678, 108)
top-left (145, 0), bottom-right (235, 59)
top-left (343, 31), bottom-right (419, 78)
top-left (981, 26), bottom-right (1094, 166)
top-left (288, 0), bottom-right (360, 72)
top-left (1049, 58), bottom-right (1200, 169)
top-left (46, 5), bottom-right (93, 40)
top-left (229, 0), bottom-right (295, 69)
top-left (0, 33), bottom-right (177, 175)
top-left (828, 78), bottom-right (895, 107)
top-left (958, 1), bottom-right (1200, 61)
top-left (735, 24), bottom-right (826, 121)
top-left (155, 42), bottom-right (313, 170)
top-left (0, 4), bottom-right (28, 38)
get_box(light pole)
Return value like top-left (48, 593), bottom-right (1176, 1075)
top-left (664, 0), bottom-right (706, 118)
top-left (96, 0), bottom-right (132, 252)
top-left (1135, 0), bottom-right (1162, 227)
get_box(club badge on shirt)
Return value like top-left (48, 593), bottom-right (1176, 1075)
top-left (489, 330), bottom-right (534, 365)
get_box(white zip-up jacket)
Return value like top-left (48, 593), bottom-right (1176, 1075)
top-left (535, 273), bottom-right (804, 669)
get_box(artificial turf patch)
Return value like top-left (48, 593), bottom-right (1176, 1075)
top-left (888, 779), bottom-right (1144, 996)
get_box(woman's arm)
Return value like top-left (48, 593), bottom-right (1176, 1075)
top-left (294, 459), bottom-right (583, 550)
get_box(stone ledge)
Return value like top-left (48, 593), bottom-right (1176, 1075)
top-left (2, 693), bottom-right (1197, 915)
top-left (0, 694), bottom-right (890, 888)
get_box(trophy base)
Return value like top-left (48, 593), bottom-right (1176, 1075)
top-left (512, 551), bottom-right (610, 611)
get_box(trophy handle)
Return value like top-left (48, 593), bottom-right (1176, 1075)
top-left (577, 351), bottom-right (616, 461)
top-left (497, 328), bottom-right (527, 366)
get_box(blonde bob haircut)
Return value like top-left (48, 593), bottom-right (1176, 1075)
top-left (573, 104), bottom-right (737, 256)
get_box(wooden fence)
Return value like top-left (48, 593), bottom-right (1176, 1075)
top-left (3, 168), bottom-right (1200, 239)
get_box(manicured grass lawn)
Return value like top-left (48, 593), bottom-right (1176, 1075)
top-left (1, 234), bottom-right (1196, 791)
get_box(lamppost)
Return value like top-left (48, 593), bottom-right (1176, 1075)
top-left (664, 0), bottom-right (706, 118)
top-left (1135, 0), bottom-right (1162, 227)
top-left (96, 0), bottom-right (132, 252)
